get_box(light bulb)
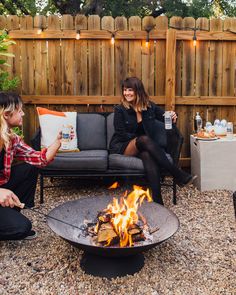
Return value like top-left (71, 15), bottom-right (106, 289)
top-left (37, 29), bottom-right (42, 35)
top-left (76, 32), bottom-right (80, 40)
top-left (193, 39), bottom-right (197, 46)
top-left (111, 35), bottom-right (115, 45)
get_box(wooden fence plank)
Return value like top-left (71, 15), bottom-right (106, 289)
top-left (8, 29), bottom-right (236, 41)
top-left (48, 15), bottom-right (62, 95)
top-left (61, 15), bottom-right (74, 96)
top-left (155, 16), bottom-right (168, 97)
top-left (101, 16), bottom-right (114, 96)
top-left (114, 16), bottom-right (128, 96)
top-left (19, 16), bottom-right (35, 143)
top-left (165, 28), bottom-right (176, 110)
top-left (182, 18), bottom-right (197, 156)
top-left (209, 18), bottom-right (223, 97)
top-left (21, 95), bottom-right (236, 105)
top-left (209, 18), bottom-right (223, 123)
top-left (196, 18), bottom-right (209, 97)
top-left (34, 15), bottom-right (48, 95)
top-left (75, 15), bottom-right (88, 96)
top-left (20, 16), bottom-right (34, 95)
top-left (88, 15), bottom-right (101, 98)
top-left (169, 17), bottom-right (183, 96)
top-left (128, 16), bottom-right (142, 78)
top-left (195, 18), bottom-right (210, 133)
top-left (142, 16), bottom-right (155, 95)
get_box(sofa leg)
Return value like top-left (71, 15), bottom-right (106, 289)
top-left (173, 179), bottom-right (177, 205)
top-left (40, 174), bottom-right (44, 204)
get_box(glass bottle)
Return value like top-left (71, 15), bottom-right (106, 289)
top-left (194, 112), bottom-right (202, 133)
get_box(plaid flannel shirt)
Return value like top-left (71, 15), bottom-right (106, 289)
top-left (0, 134), bottom-right (49, 186)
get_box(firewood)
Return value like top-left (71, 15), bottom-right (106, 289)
top-left (132, 232), bottom-right (145, 242)
top-left (97, 212), bottom-right (112, 223)
top-left (128, 224), bottom-right (142, 235)
top-left (97, 223), bottom-right (118, 243)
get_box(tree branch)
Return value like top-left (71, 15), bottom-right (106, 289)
top-left (0, 0), bottom-right (16, 15)
top-left (13, 0), bottom-right (31, 15)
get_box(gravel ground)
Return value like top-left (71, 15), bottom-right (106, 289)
top-left (0, 178), bottom-right (235, 295)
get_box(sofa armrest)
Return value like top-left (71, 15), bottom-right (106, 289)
top-left (31, 128), bottom-right (41, 150)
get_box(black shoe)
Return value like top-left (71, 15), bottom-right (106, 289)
top-left (24, 230), bottom-right (37, 240)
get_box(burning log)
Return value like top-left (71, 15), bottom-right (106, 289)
top-left (97, 223), bottom-right (118, 243)
top-left (86, 185), bottom-right (154, 247)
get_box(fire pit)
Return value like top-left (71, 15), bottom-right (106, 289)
top-left (47, 194), bottom-right (179, 277)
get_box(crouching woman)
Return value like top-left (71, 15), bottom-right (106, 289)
top-left (0, 92), bottom-right (61, 240)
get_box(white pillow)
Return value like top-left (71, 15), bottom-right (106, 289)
top-left (37, 107), bottom-right (78, 152)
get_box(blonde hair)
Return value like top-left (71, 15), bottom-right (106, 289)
top-left (121, 77), bottom-right (150, 112)
top-left (0, 92), bottom-right (22, 150)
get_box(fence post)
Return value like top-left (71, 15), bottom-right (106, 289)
top-left (165, 28), bottom-right (176, 110)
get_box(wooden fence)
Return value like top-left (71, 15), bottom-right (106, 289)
top-left (1, 14), bottom-right (236, 166)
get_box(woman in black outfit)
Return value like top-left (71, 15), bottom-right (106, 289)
top-left (109, 77), bottom-right (194, 205)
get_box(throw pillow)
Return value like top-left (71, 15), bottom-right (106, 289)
top-left (37, 107), bottom-right (79, 152)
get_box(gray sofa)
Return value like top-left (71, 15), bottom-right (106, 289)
top-left (32, 112), bottom-right (183, 204)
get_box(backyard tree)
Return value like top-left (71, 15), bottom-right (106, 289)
top-left (0, 0), bottom-right (235, 17)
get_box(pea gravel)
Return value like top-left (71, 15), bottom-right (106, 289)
top-left (0, 178), bottom-right (235, 295)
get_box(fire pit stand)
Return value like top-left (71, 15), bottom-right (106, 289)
top-left (47, 196), bottom-right (179, 278)
top-left (80, 253), bottom-right (144, 278)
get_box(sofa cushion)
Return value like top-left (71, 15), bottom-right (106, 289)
top-left (45, 150), bottom-right (108, 171)
top-left (108, 154), bottom-right (144, 172)
top-left (77, 114), bottom-right (106, 150)
top-left (109, 153), bottom-right (173, 172)
top-left (106, 113), bottom-right (115, 149)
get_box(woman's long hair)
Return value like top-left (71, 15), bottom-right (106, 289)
top-left (121, 77), bottom-right (150, 111)
top-left (0, 92), bottom-right (22, 150)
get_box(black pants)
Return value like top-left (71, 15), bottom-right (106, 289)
top-left (0, 163), bottom-right (38, 240)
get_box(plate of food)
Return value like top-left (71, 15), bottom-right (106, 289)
top-left (194, 130), bottom-right (219, 141)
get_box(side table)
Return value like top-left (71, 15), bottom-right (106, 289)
top-left (190, 135), bottom-right (236, 191)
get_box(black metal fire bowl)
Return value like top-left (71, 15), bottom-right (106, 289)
top-left (47, 195), bottom-right (180, 257)
top-left (47, 195), bottom-right (179, 277)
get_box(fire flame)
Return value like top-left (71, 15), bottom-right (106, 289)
top-left (108, 181), bottom-right (119, 189)
top-left (96, 185), bottom-right (152, 247)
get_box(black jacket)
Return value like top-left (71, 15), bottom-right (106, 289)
top-left (109, 101), bottom-right (166, 154)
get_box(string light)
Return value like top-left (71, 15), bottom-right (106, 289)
top-left (169, 25), bottom-right (209, 47)
top-left (111, 33), bottom-right (115, 45)
top-left (193, 30), bottom-right (197, 47)
top-left (145, 31), bottom-right (150, 48)
top-left (76, 29), bottom-right (80, 40)
top-left (144, 25), bottom-right (155, 48)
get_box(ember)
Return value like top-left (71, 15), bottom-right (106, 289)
top-left (90, 185), bottom-right (153, 247)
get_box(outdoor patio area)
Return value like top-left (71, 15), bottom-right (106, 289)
top-left (0, 179), bottom-right (235, 295)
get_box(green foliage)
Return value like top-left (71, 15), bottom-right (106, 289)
top-left (0, 0), bottom-right (236, 17)
top-left (0, 30), bottom-right (20, 91)
top-left (0, 71), bottom-right (20, 91)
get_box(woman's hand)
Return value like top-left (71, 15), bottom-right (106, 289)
top-left (46, 131), bottom-right (62, 162)
top-left (170, 111), bottom-right (178, 123)
top-left (0, 188), bottom-right (21, 208)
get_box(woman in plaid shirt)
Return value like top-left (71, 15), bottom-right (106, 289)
top-left (0, 92), bottom-right (61, 240)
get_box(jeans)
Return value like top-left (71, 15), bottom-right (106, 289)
top-left (0, 163), bottom-right (38, 240)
